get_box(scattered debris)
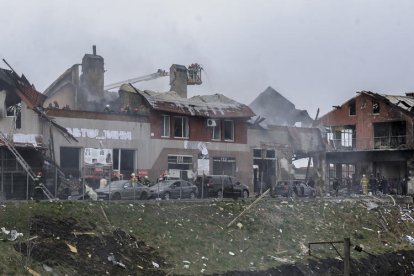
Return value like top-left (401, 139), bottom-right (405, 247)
top-left (365, 202), bottom-right (379, 211)
top-left (108, 253), bottom-right (126, 269)
top-left (268, 255), bottom-right (293, 263)
top-left (42, 264), bottom-right (53, 273)
top-left (25, 266), bottom-right (40, 276)
top-left (152, 261), bottom-right (159, 268)
top-left (362, 227), bottom-right (374, 232)
top-left (1, 227), bottom-right (23, 241)
top-left (401, 235), bottom-right (414, 245)
top-left (14, 216), bottom-right (168, 275)
top-left (66, 243), bottom-right (78, 253)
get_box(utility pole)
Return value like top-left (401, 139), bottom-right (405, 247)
top-left (344, 237), bottom-right (351, 276)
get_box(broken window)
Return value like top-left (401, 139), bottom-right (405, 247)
top-left (60, 147), bottom-right (80, 177)
top-left (211, 120), bottom-right (221, 140)
top-left (348, 100), bottom-right (356, 116)
top-left (372, 100), bottom-right (380, 114)
top-left (373, 121), bottom-right (406, 149)
top-left (223, 120), bottom-right (234, 141)
top-left (213, 157), bottom-right (236, 176)
top-left (161, 115), bottom-right (170, 137)
top-left (6, 103), bottom-right (21, 129)
top-left (174, 116), bottom-right (189, 138)
top-left (113, 149), bottom-right (135, 177)
top-left (329, 125), bottom-right (355, 149)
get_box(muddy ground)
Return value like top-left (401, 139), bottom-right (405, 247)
top-left (15, 216), bottom-right (168, 275)
top-left (16, 215), bottom-right (414, 275)
top-left (219, 250), bottom-right (414, 275)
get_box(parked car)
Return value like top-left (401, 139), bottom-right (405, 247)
top-left (271, 180), bottom-right (315, 197)
top-left (292, 180), bottom-right (315, 197)
top-left (195, 175), bottom-right (249, 199)
top-left (272, 181), bottom-right (293, 197)
top-left (148, 180), bottom-right (198, 200)
top-left (95, 180), bottom-right (150, 200)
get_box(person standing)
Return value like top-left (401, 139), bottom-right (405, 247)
top-left (346, 176), bottom-right (352, 196)
top-left (381, 176), bottom-right (389, 194)
top-left (308, 177), bottom-right (315, 188)
top-left (34, 171), bottom-right (44, 200)
top-left (316, 175), bottom-right (325, 197)
top-left (332, 178), bottom-right (339, 197)
top-left (369, 174), bottom-right (378, 195)
top-left (360, 174), bottom-right (369, 195)
top-left (401, 178), bottom-right (407, 196)
top-left (130, 173), bottom-right (138, 187)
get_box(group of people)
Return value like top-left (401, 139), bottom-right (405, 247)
top-left (359, 174), bottom-right (407, 196)
top-left (130, 173), bottom-right (152, 186)
top-left (307, 173), bottom-right (408, 197)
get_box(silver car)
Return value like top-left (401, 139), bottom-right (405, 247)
top-left (96, 180), bottom-right (150, 200)
top-left (148, 180), bottom-right (198, 200)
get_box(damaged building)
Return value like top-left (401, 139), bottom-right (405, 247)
top-left (248, 87), bottom-right (325, 193)
top-left (0, 66), bottom-right (76, 199)
top-left (319, 91), bottom-right (414, 194)
top-left (1, 48), bottom-right (327, 199)
top-left (41, 47), bottom-right (255, 193)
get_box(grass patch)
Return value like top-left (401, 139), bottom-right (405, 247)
top-left (0, 198), bottom-right (413, 275)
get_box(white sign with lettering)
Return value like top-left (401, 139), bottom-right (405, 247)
top-left (84, 148), bottom-right (113, 165)
top-left (66, 128), bottom-right (132, 140)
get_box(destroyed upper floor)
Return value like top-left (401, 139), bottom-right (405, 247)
top-left (249, 86), bottom-right (314, 128)
top-left (41, 48), bottom-right (255, 144)
top-left (0, 67), bottom-right (76, 148)
top-left (319, 91), bottom-right (414, 151)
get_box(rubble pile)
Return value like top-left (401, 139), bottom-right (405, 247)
top-left (14, 216), bottom-right (168, 275)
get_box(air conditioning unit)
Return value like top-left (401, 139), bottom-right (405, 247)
top-left (206, 119), bottom-right (217, 127)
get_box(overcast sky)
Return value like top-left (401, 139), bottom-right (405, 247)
top-left (2, 0), bottom-right (414, 117)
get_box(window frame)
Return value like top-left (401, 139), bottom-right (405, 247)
top-left (211, 120), bottom-right (221, 141)
top-left (372, 100), bottom-right (380, 114)
top-left (173, 116), bottom-right (189, 139)
top-left (161, 115), bottom-right (170, 138)
top-left (348, 100), bottom-right (356, 116)
top-left (223, 120), bottom-right (235, 141)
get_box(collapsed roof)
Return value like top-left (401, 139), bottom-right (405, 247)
top-left (370, 92), bottom-right (414, 113)
top-left (249, 86), bottom-right (313, 127)
top-left (0, 68), bottom-right (47, 109)
top-left (0, 66), bottom-right (77, 143)
top-left (120, 83), bottom-right (255, 118)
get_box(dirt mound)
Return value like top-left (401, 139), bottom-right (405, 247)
top-left (15, 216), bottom-right (168, 275)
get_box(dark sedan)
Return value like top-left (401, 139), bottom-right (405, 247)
top-left (148, 180), bottom-right (198, 200)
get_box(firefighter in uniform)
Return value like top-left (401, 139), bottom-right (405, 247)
top-left (34, 172), bottom-right (44, 200)
top-left (360, 174), bottom-right (369, 195)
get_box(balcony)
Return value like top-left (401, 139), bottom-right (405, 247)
top-left (373, 135), bottom-right (406, 150)
top-left (327, 135), bottom-right (408, 151)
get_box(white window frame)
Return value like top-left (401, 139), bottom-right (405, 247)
top-left (341, 129), bottom-right (353, 147)
top-left (211, 120), bottom-right (221, 141)
top-left (174, 116), bottom-right (189, 139)
top-left (161, 115), bottom-right (170, 138)
top-left (223, 120), bottom-right (234, 141)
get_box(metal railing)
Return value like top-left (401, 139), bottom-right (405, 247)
top-left (327, 135), bottom-right (408, 151)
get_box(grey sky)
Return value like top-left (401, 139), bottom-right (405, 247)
top-left (2, 0), bottom-right (414, 117)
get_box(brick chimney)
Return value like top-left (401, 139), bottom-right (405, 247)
top-left (170, 64), bottom-right (187, 98)
top-left (79, 45), bottom-right (105, 107)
